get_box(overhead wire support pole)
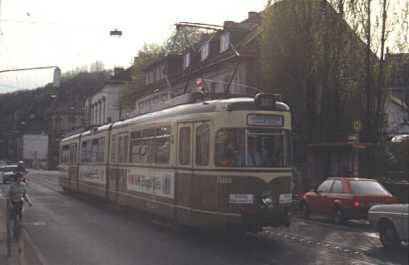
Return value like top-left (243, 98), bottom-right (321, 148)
top-left (0, 66), bottom-right (60, 74)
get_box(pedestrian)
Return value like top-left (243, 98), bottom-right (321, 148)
top-left (8, 172), bottom-right (32, 222)
top-left (16, 160), bottom-right (27, 175)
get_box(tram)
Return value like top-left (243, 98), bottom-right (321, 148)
top-left (58, 93), bottom-right (293, 232)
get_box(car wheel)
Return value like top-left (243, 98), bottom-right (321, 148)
top-left (380, 222), bottom-right (401, 249)
top-left (301, 202), bottom-right (310, 219)
top-left (333, 208), bottom-right (345, 225)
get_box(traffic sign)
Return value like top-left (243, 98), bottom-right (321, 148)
top-left (353, 120), bottom-right (362, 132)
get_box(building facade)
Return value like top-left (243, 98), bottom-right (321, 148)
top-left (48, 109), bottom-right (85, 169)
top-left (84, 68), bottom-right (132, 126)
top-left (133, 12), bottom-right (261, 115)
top-left (16, 134), bottom-right (48, 168)
top-left (384, 53), bottom-right (409, 136)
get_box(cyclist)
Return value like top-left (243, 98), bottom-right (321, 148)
top-left (8, 172), bottom-right (32, 222)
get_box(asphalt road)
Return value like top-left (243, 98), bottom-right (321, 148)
top-left (1, 170), bottom-right (407, 265)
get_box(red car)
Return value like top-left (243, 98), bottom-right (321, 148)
top-left (300, 177), bottom-right (398, 224)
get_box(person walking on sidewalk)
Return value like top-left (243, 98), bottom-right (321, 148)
top-left (8, 173), bottom-right (32, 222)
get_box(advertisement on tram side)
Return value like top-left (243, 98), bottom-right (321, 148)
top-left (127, 168), bottom-right (175, 199)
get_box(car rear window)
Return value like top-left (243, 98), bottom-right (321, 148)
top-left (349, 181), bottom-right (390, 195)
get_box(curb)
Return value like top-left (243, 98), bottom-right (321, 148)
top-left (18, 226), bottom-right (49, 265)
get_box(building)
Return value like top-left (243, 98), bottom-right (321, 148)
top-left (16, 133), bottom-right (48, 168)
top-left (133, 12), bottom-right (261, 115)
top-left (384, 53), bottom-right (409, 136)
top-left (48, 108), bottom-right (85, 169)
top-left (84, 67), bottom-right (132, 126)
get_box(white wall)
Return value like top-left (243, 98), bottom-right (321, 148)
top-left (22, 134), bottom-right (48, 160)
top-left (385, 96), bottom-right (409, 135)
top-left (89, 83), bottom-right (125, 125)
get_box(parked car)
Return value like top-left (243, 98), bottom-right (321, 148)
top-left (369, 204), bottom-right (408, 249)
top-left (1, 165), bottom-right (20, 184)
top-left (300, 177), bottom-right (398, 224)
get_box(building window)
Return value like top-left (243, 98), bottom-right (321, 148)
top-left (68, 116), bottom-right (76, 124)
top-left (220, 32), bottom-right (230, 53)
top-left (183, 52), bottom-right (191, 69)
top-left (201, 42), bottom-right (209, 61)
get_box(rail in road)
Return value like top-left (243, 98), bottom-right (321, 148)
top-left (3, 170), bottom-right (407, 265)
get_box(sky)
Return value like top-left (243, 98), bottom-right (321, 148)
top-left (0, 0), bottom-right (267, 93)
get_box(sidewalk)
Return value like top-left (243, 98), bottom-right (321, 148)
top-left (0, 240), bottom-right (18, 265)
top-left (0, 188), bottom-right (18, 265)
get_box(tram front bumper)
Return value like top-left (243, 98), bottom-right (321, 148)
top-left (242, 203), bottom-right (291, 228)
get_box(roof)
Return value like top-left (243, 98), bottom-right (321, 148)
top-left (114, 97), bottom-right (289, 129)
top-left (389, 95), bottom-right (407, 109)
top-left (141, 54), bottom-right (181, 71)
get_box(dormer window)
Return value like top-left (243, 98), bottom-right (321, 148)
top-left (220, 32), bottom-right (230, 53)
top-left (183, 52), bottom-right (191, 69)
top-left (200, 42), bottom-right (209, 61)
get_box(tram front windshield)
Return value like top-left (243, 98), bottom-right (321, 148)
top-left (215, 128), bottom-right (289, 167)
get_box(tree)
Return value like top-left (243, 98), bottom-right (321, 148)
top-left (163, 27), bottom-right (211, 55)
top-left (329, 0), bottom-right (409, 141)
top-left (259, 0), bottom-right (368, 161)
top-left (119, 43), bottom-right (164, 112)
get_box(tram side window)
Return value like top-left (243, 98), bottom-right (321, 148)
top-left (69, 144), bottom-right (77, 163)
top-left (196, 124), bottom-right (210, 166)
top-left (215, 128), bottom-right (245, 167)
top-left (111, 135), bottom-right (117, 162)
top-left (156, 137), bottom-right (170, 164)
top-left (117, 134), bottom-right (129, 163)
top-left (81, 141), bottom-right (91, 162)
top-left (61, 145), bottom-right (70, 164)
top-left (73, 144), bottom-right (78, 163)
top-left (179, 127), bottom-right (191, 165)
top-left (129, 127), bottom-right (170, 164)
top-left (92, 137), bottom-right (105, 162)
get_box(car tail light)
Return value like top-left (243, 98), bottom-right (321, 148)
top-left (353, 197), bottom-right (360, 208)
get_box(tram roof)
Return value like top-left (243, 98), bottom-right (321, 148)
top-left (114, 97), bottom-right (289, 128)
top-left (62, 97), bottom-right (290, 142)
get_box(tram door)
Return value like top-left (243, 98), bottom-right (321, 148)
top-left (176, 123), bottom-right (194, 225)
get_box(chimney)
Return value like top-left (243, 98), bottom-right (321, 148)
top-left (248, 12), bottom-right (258, 19)
top-left (223, 21), bottom-right (235, 29)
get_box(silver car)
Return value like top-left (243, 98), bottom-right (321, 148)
top-left (369, 204), bottom-right (408, 249)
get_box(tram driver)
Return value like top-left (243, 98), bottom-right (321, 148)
top-left (247, 138), bottom-right (264, 167)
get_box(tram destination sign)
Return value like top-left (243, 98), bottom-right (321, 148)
top-left (247, 114), bottom-right (284, 127)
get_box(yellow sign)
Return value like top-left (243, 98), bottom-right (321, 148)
top-left (353, 120), bottom-right (362, 132)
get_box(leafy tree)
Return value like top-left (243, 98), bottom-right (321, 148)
top-left (119, 43), bottom-right (164, 112)
top-left (163, 27), bottom-right (211, 55)
top-left (259, 0), bottom-right (369, 162)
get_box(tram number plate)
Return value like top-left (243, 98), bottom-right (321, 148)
top-left (279, 193), bottom-right (292, 204)
top-left (229, 194), bottom-right (254, 204)
top-left (217, 176), bottom-right (232, 184)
